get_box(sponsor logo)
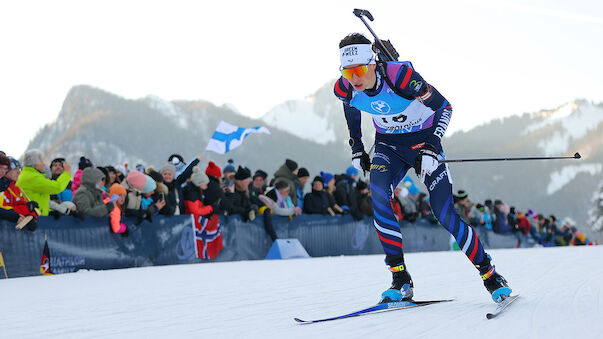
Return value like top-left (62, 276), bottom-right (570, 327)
top-left (371, 100), bottom-right (391, 113)
top-left (410, 80), bottom-right (423, 91)
top-left (370, 164), bottom-right (388, 173)
top-left (341, 46), bottom-right (359, 57)
top-left (429, 170), bottom-right (448, 191)
top-left (411, 142), bottom-right (425, 150)
top-left (434, 108), bottom-right (452, 140)
top-left (373, 151), bottom-right (391, 164)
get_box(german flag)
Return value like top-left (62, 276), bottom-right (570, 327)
top-left (40, 239), bottom-right (53, 276)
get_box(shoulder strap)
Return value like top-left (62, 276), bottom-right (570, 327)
top-left (376, 61), bottom-right (415, 101)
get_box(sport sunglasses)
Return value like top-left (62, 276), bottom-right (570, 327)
top-left (340, 64), bottom-right (370, 80)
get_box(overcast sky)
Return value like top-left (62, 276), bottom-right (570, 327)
top-left (2, 0), bottom-right (602, 157)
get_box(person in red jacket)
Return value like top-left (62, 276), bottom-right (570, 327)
top-left (0, 156), bottom-right (38, 231)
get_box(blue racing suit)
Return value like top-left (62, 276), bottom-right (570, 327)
top-left (334, 61), bottom-right (486, 265)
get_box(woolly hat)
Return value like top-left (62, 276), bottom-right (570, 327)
top-left (191, 166), bottom-right (209, 187)
top-left (0, 155), bottom-right (10, 168)
top-left (223, 159), bottom-right (236, 174)
top-left (312, 175), bottom-right (324, 184)
top-left (135, 164), bottom-right (145, 173)
top-left (253, 169), bottom-right (268, 180)
top-left (456, 190), bottom-right (468, 199)
top-left (346, 166), bottom-right (359, 178)
top-left (297, 167), bottom-right (310, 178)
top-left (160, 163), bottom-right (177, 176)
top-left (169, 154), bottom-right (186, 172)
top-left (356, 180), bottom-right (368, 191)
top-left (109, 183), bottom-right (127, 196)
top-left (205, 161), bottom-right (222, 179)
top-left (126, 170), bottom-right (147, 191)
top-left (142, 175), bottom-right (156, 194)
top-left (235, 166), bottom-right (251, 180)
top-left (285, 159), bottom-right (298, 172)
top-left (78, 156), bottom-right (93, 170)
top-left (320, 171), bottom-right (334, 186)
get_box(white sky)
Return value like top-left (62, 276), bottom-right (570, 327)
top-left (1, 0), bottom-right (602, 157)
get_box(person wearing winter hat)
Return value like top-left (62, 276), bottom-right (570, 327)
top-left (223, 166), bottom-right (256, 222)
top-left (223, 159), bottom-right (236, 176)
top-left (16, 149), bottom-right (72, 217)
top-left (156, 154), bottom-right (204, 217)
top-left (202, 161), bottom-right (226, 213)
top-left (0, 154), bottom-right (12, 192)
top-left (273, 159), bottom-right (300, 206)
top-left (334, 166), bottom-right (362, 220)
top-left (320, 171), bottom-right (335, 189)
top-left (249, 169), bottom-right (268, 209)
top-left (71, 156), bottom-right (92, 192)
top-left (72, 167), bottom-right (114, 217)
top-left (294, 167), bottom-right (310, 210)
top-left (180, 166), bottom-right (216, 222)
top-left (0, 156), bottom-right (39, 231)
top-left (303, 176), bottom-right (335, 216)
top-left (320, 171), bottom-right (344, 214)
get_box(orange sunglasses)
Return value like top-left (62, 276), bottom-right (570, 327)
top-left (340, 64), bottom-right (369, 80)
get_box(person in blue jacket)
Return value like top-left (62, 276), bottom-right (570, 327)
top-left (333, 33), bottom-right (512, 303)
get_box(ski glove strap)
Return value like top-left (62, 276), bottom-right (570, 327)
top-left (352, 150), bottom-right (371, 175)
top-left (414, 144), bottom-right (441, 184)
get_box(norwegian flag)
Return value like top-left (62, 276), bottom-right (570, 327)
top-left (191, 214), bottom-right (223, 260)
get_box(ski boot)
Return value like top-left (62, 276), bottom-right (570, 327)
top-left (477, 255), bottom-right (512, 303)
top-left (380, 255), bottom-right (414, 303)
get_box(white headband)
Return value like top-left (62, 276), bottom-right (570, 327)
top-left (340, 44), bottom-right (375, 68)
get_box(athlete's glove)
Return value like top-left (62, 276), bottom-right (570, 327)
top-left (414, 144), bottom-right (441, 184)
top-left (352, 150), bottom-right (371, 175)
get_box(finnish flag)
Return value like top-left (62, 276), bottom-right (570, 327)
top-left (206, 121), bottom-right (270, 154)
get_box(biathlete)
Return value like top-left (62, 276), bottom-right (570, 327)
top-left (333, 33), bottom-right (512, 303)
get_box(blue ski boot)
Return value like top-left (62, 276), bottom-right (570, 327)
top-left (477, 255), bottom-right (512, 303)
top-left (380, 255), bottom-right (413, 303)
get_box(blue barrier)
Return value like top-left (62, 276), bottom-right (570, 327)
top-left (0, 214), bottom-right (519, 278)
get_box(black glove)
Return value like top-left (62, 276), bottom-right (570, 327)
top-left (69, 209), bottom-right (86, 221)
top-left (26, 201), bottom-right (39, 213)
top-left (352, 150), bottom-right (371, 175)
top-left (48, 210), bottom-right (61, 220)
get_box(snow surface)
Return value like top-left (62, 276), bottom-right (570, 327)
top-left (1, 246), bottom-right (602, 338)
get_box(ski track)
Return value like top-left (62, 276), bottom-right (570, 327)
top-left (0, 246), bottom-right (602, 338)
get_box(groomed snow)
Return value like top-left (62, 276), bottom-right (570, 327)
top-left (1, 246), bottom-right (602, 338)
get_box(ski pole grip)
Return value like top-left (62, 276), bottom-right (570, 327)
top-left (353, 8), bottom-right (374, 21)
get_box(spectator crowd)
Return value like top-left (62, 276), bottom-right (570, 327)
top-left (0, 149), bottom-right (597, 247)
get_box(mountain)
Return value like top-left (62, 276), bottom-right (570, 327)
top-left (26, 85), bottom-right (352, 178)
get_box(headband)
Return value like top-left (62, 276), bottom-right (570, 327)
top-left (340, 44), bottom-right (375, 68)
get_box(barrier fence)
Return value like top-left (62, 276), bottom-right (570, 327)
top-left (0, 214), bottom-right (520, 278)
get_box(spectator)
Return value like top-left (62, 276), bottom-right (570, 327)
top-left (334, 166), bottom-right (362, 220)
top-left (453, 190), bottom-right (471, 224)
top-left (400, 184), bottom-right (420, 223)
top-left (249, 169), bottom-right (268, 208)
top-left (105, 166), bottom-right (118, 186)
top-left (183, 166), bottom-right (215, 217)
top-left (417, 192), bottom-right (436, 223)
top-left (16, 149), bottom-right (72, 216)
top-left (224, 166), bottom-right (255, 222)
top-left (492, 200), bottom-right (512, 233)
top-left (159, 154), bottom-right (203, 216)
top-left (295, 167), bottom-right (310, 210)
top-left (223, 159), bottom-right (236, 178)
top-left (72, 167), bottom-right (114, 217)
top-left (355, 180), bottom-right (372, 217)
top-left (0, 156), bottom-right (38, 231)
top-left (273, 159), bottom-right (299, 205)
top-left (321, 171), bottom-right (344, 214)
top-left (263, 180), bottom-right (302, 217)
top-left (515, 211), bottom-right (531, 235)
top-left (71, 156), bottom-right (92, 192)
top-left (108, 183), bottom-right (127, 234)
top-left (121, 170), bottom-right (148, 223)
top-left (50, 158), bottom-right (72, 202)
top-left (115, 165), bottom-right (126, 183)
top-left (303, 176), bottom-right (334, 215)
top-left (204, 161), bottom-right (226, 211)
top-left (469, 203), bottom-right (485, 227)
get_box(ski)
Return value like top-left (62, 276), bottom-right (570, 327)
top-left (486, 294), bottom-right (520, 319)
top-left (294, 299), bottom-right (453, 324)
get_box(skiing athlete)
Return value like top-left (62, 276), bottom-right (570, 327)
top-left (333, 33), bottom-right (512, 303)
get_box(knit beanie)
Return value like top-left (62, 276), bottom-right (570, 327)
top-left (142, 175), bottom-right (156, 194)
top-left (205, 161), bottom-right (222, 179)
top-left (297, 167), bottom-right (310, 178)
top-left (78, 156), bottom-right (92, 170)
top-left (346, 166), bottom-right (359, 178)
top-left (109, 183), bottom-right (127, 196)
top-left (0, 155), bottom-right (10, 168)
top-left (234, 166), bottom-right (251, 180)
top-left (160, 163), bottom-right (177, 176)
top-left (191, 166), bottom-right (209, 187)
top-left (253, 169), bottom-right (268, 180)
top-left (126, 170), bottom-right (147, 191)
top-left (223, 159), bottom-right (236, 174)
top-left (285, 159), bottom-right (298, 172)
top-left (312, 176), bottom-right (324, 184)
top-left (356, 180), bottom-right (368, 191)
top-left (320, 171), bottom-right (334, 186)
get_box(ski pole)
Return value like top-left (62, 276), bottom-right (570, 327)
top-left (439, 152), bottom-right (581, 164)
top-left (353, 8), bottom-right (395, 62)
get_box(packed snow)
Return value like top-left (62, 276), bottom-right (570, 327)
top-left (1, 245), bottom-right (602, 338)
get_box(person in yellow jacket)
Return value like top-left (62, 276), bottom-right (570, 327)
top-left (15, 149), bottom-right (72, 216)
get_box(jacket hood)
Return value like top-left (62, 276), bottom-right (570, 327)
top-left (81, 167), bottom-right (105, 188)
top-left (274, 164), bottom-right (296, 181)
